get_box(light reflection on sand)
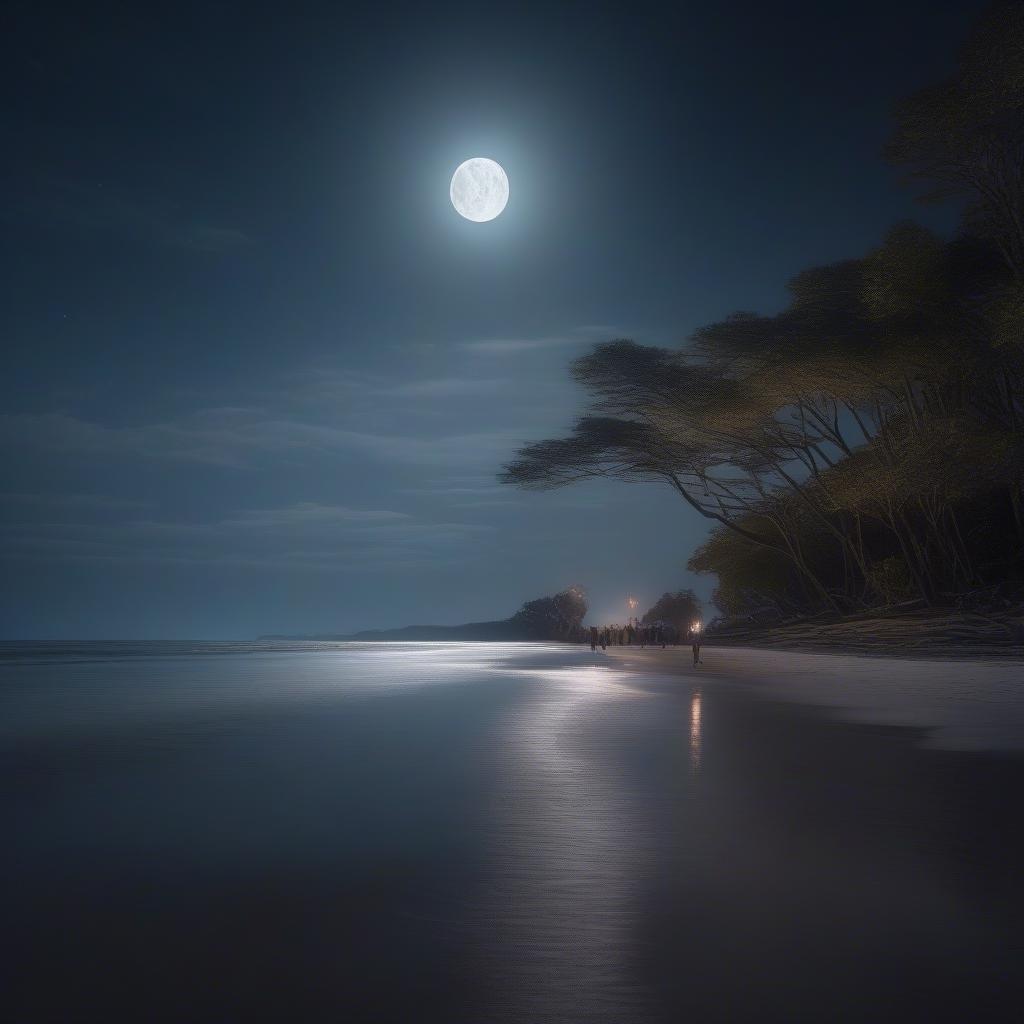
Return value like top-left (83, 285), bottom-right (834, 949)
top-left (690, 689), bottom-right (702, 772)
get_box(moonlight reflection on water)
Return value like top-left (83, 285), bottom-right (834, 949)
top-left (478, 660), bottom-right (662, 1020)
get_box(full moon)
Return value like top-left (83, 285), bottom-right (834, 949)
top-left (450, 158), bottom-right (509, 222)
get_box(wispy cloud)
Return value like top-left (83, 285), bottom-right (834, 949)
top-left (460, 326), bottom-right (622, 356)
top-left (399, 484), bottom-right (508, 497)
top-left (9, 180), bottom-right (251, 252)
top-left (448, 499), bottom-right (523, 509)
top-left (222, 503), bottom-right (411, 528)
top-left (377, 377), bottom-right (506, 398)
top-left (276, 369), bottom-right (508, 403)
top-left (1, 502), bottom-right (493, 571)
top-left (461, 336), bottom-right (582, 356)
top-left (1, 492), bottom-right (151, 511)
top-left (0, 410), bottom-right (524, 469)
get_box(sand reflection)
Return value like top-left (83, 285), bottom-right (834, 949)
top-left (690, 689), bottom-right (702, 772)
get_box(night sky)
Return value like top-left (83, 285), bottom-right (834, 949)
top-left (2, 1), bottom-right (981, 639)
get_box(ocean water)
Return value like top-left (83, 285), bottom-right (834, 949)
top-left (2, 642), bottom-right (1022, 1022)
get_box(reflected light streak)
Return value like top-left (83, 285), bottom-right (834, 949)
top-left (690, 689), bottom-right (702, 772)
top-left (479, 657), bottom-right (658, 1015)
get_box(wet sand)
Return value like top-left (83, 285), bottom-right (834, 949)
top-left (607, 643), bottom-right (1024, 752)
top-left (3, 642), bottom-right (1023, 1022)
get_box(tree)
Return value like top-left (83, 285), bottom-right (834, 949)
top-left (641, 590), bottom-right (702, 630)
top-left (886, 3), bottom-right (1024, 281)
top-left (501, 5), bottom-right (1024, 615)
top-left (500, 340), bottom-right (853, 610)
top-left (511, 585), bottom-right (588, 640)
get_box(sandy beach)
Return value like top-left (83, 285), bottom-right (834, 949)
top-left (605, 644), bottom-right (1024, 753)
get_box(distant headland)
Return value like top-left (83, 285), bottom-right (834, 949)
top-left (259, 586), bottom-right (588, 643)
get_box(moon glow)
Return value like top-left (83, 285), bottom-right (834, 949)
top-left (450, 158), bottom-right (509, 222)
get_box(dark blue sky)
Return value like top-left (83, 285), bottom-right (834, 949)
top-left (1, 1), bottom-right (981, 638)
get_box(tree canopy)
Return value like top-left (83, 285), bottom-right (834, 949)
top-left (641, 591), bottom-right (702, 630)
top-left (501, 4), bottom-right (1024, 618)
top-left (511, 585), bottom-right (588, 640)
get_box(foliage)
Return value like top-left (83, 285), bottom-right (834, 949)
top-left (641, 590), bottom-right (702, 629)
top-left (511, 585), bottom-right (588, 640)
top-left (501, 5), bottom-right (1024, 615)
top-left (886, 3), bottom-right (1024, 279)
top-left (865, 557), bottom-right (915, 607)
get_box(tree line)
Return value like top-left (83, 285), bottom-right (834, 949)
top-left (512, 585), bottom-right (589, 639)
top-left (501, 4), bottom-right (1024, 620)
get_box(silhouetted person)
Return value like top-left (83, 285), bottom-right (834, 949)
top-left (600, 628), bottom-right (608, 651)
top-left (590, 625), bottom-right (598, 651)
top-left (689, 627), bottom-right (702, 666)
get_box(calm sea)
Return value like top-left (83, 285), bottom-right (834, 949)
top-left (3, 641), bottom-right (1022, 1021)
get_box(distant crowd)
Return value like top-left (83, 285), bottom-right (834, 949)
top-left (587, 622), bottom-right (682, 650)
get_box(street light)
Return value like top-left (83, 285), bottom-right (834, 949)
top-left (627, 594), bottom-right (638, 626)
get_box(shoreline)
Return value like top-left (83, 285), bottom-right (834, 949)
top-left (601, 645), bottom-right (1024, 755)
